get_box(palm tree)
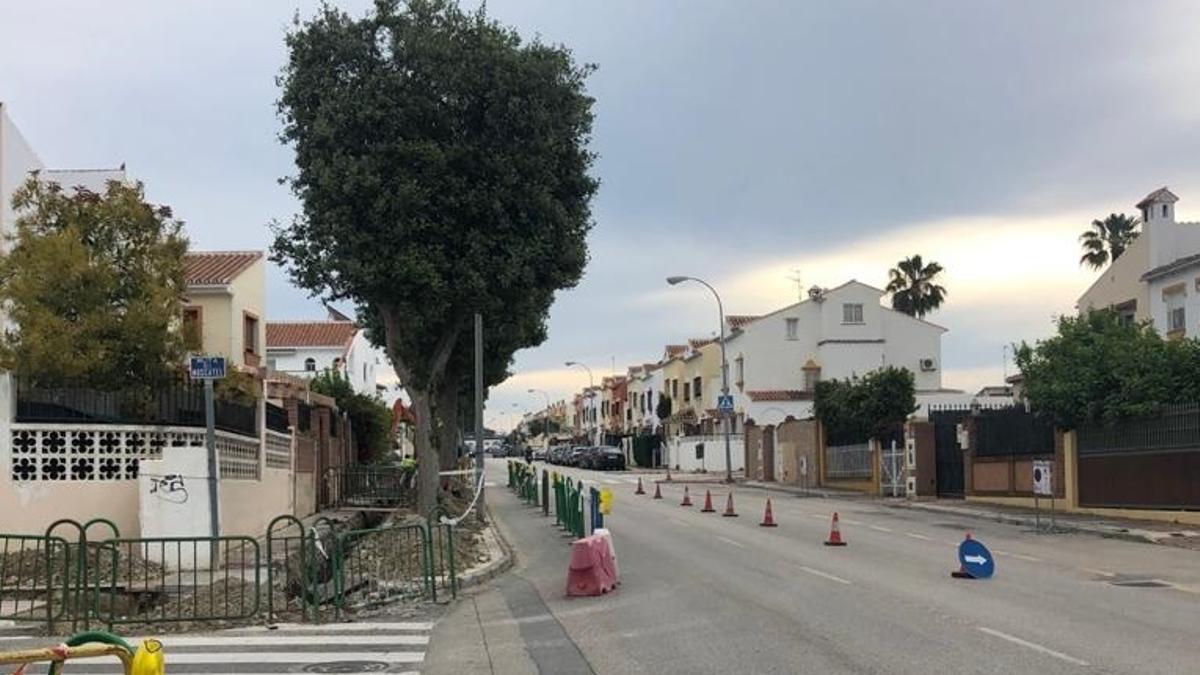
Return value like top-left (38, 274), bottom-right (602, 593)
top-left (1079, 213), bottom-right (1139, 270)
top-left (886, 255), bottom-right (947, 319)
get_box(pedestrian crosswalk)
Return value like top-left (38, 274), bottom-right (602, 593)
top-left (21, 621), bottom-right (433, 674)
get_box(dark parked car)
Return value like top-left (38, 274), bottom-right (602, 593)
top-left (577, 446), bottom-right (603, 469)
top-left (592, 446), bottom-right (626, 470)
top-left (567, 446), bottom-right (590, 466)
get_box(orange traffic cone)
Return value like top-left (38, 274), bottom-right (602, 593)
top-left (680, 485), bottom-right (693, 507)
top-left (665, 466), bottom-right (673, 482)
top-left (701, 489), bottom-right (715, 512)
top-left (951, 532), bottom-right (974, 578)
top-left (760, 498), bottom-right (777, 527)
top-left (652, 482), bottom-right (663, 499)
top-left (824, 512), bottom-right (847, 546)
top-left (722, 492), bottom-right (738, 517)
top-left (635, 477), bottom-right (645, 495)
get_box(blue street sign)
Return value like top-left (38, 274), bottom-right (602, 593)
top-left (189, 356), bottom-right (227, 380)
top-left (958, 537), bottom-right (995, 579)
top-left (717, 394), bottom-right (734, 412)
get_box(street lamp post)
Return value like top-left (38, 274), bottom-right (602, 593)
top-left (565, 361), bottom-right (599, 446)
top-left (667, 275), bottom-right (734, 483)
top-left (528, 388), bottom-right (554, 449)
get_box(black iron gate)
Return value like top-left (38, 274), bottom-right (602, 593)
top-left (930, 408), bottom-right (968, 497)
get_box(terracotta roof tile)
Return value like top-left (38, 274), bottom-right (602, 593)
top-left (185, 251), bottom-right (262, 286)
top-left (747, 390), bottom-right (811, 402)
top-left (665, 344), bottom-right (688, 357)
top-left (267, 321), bottom-right (358, 349)
top-left (727, 315), bottom-right (761, 329)
top-left (688, 338), bottom-right (715, 349)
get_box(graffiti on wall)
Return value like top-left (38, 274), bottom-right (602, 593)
top-left (148, 474), bottom-right (189, 504)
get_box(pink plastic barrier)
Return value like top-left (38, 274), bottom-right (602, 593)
top-left (565, 533), bottom-right (619, 597)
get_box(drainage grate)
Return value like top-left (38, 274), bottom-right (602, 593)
top-left (1109, 579), bottom-right (1170, 588)
top-left (304, 662), bottom-right (392, 673)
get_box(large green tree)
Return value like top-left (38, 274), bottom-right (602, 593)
top-left (813, 367), bottom-right (916, 445)
top-left (272, 0), bottom-right (597, 513)
top-left (1079, 213), bottom-right (1139, 270)
top-left (1014, 310), bottom-right (1200, 428)
top-left (885, 254), bottom-right (946, 319)
top-left (0, 177), bottom-right (188, 389)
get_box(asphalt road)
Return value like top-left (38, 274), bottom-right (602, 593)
top-left (423, 459), bottom-right (1200, 674)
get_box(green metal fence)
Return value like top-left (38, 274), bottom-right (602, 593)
top-left (0, 534), bottom-right (71, 626)
top-left (266, 515), bottom-right (316, 622)
top-left (332, 523), bottom-right (430, 619)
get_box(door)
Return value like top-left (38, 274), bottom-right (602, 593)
top-left (931, 410), bottom-right (966, 497)
top-left (762, 426), bottom-right (776, 482)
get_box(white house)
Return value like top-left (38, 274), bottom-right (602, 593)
top-left (266, 314), bottom-right (383, 396)
top-left (626, 363), bottom-right (662, 435)
top-left (724, 280), bottom-right (949, 425)
top-left (1078, 187), bottom-right (1200, 338)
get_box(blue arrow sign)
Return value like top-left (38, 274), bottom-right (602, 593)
top-left (189, 356), bottom-right (227, 380)
top-left (957, 537), bottom-right (995, 579)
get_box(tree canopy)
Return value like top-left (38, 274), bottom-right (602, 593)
top-left (309, 369), bottom-right (395, 464)
top-left (1014, 310), bottom-right (1200, 428)
top-left (272, 0), bottom-right (598, 512)
top-left (0, 177), bottom-right (188, 389)
top-left (885, 255), bottom-right (946, 319)
top-left (813, 367), bottom-right (916, 445)
top-left (1079, 213), bottom-right (1139, 270)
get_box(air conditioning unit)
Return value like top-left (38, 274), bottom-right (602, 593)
top-left (919, 357), bottom-right (938, 372)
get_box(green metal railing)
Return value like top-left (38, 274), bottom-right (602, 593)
top-left (427, 506), bottom-right (458, 602)
top-left (266, 515), bottom-right (316, 622)
top-left (332, 523), bottom-right (430, 619)
top-left (0, 534), bottom-right (70, 627)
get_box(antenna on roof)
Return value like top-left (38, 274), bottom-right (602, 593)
top-left (788, 268), bottom-right (803, 301)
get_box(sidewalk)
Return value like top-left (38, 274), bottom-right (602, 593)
top-left (738, 480), bottom-right (1200, 548)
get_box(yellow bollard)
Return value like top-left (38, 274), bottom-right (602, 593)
top-left (130, 639), bottom-right (164, 675)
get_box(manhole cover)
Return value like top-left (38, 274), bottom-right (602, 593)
top-left (1109, 579), bottom-right (1170, 588)
top-left (303, 661), bottom-right (392, 673)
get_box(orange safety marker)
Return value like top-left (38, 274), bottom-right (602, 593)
top-left (665, 467), bottom-right (674, 482)
top-left (700, 489), bottom-right (715, 513)
top-left (760, 498), bottom-right (778, 527)
top-left (824, 512), bottom-right (847, 546)
top-left (652, 482), bottom-right (663, 499)
top-left (680, 485), bottom-right (693, 507)
top-left (635, 477), bottom-right (645, 495)
top-left (722, 492), bottom-right (738, 517)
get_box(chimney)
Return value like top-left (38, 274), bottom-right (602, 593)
top-left (1136, 187), bottom-right (1179, 268)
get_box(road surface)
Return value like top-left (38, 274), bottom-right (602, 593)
top-left (423, 458), bottom-right (1200, 674)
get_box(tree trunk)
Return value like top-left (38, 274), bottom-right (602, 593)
top-left (435, 373), bottom-right (460, 471)
top-left (410, 389), bottom-right (439, 517)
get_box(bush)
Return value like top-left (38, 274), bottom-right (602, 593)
top-left (310, 369), bottom-right (394, 463)
top-left (814, 366), bottom-right (916, 445)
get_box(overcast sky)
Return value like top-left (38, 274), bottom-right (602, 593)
top-left (4, 1), bottom-right (1200, 431)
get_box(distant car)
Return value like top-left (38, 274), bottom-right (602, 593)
top-left (592, 446), bottom-right (626, 471)
top-left (568, 446), bottom-right (590, 466)
top-left (579, 446), bottom-right (605, 469)
top-left (533, 448), bottom-right (548, 461)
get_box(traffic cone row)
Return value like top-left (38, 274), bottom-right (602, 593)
top-left (824, 512), bottom-right (846, 546)
top-left (723, 493), bottom-right (738, 517)
top-left (635, 477), bottom-right (645, 495)
top-left (652, 482), bottom-right (662, 499)
top-left (700, 489), bottom-right (715, 512)
top-left (760, 498), bottom-right (777, 527)
top-left (680, 485), bottom-right (693, 507)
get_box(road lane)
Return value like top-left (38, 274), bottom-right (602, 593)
top-left (425, 461), bottom-right (1200, 674)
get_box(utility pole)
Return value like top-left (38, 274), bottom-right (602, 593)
top-left (474, 313), bottom-right (485, 522)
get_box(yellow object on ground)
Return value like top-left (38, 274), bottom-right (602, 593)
top-left (130, 639), bottom-right (165, 675)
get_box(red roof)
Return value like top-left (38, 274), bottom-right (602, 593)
top-left (747, 390), bottom-right (810, 402)
top-left (267, 321), bottom-right (358, 349)
top-left (665, 345), bottom-right (688, 357)
top-left (184, 251), bottom-right (262, 286)
top-left (727, 315), bottom-right (761, 329)
top-left (688, 338), bottom-right (715, 349)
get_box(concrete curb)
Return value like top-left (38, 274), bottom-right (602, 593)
top-left (455, 504), bottom-right (515, 591)
top-left (886, 500), bottom-right (1168, 544)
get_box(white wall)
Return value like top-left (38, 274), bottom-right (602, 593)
top-left (0, 103), bottom-right (44, 238)
top-left (344, 330), bottom-right (383, 395)
top-left (665, 434), bottom-right (744, 473)
top-left (1149, 269), bottom-right (1200, 338)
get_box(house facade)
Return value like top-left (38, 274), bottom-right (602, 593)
top-left (183, 251), bottom-right (267, 372)
top-left (1078, 187), bottom-right (1200, 337)
top-left (727, 280), bottom-right (947, 425)
top-left (266, 316), bottom-right (382, 396)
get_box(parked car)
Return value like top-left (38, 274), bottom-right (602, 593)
top-left (532, 448), bottom-right (548, 461)
top-left (576, 446), bottom-right (602, 469)
top-left (567, 445), bottom-right (590, 466)
top-left (592, 446), bottom-right (626, 470)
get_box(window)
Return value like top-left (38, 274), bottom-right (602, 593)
top-left (304, 357), bottom-right (317, 372)
top-left (1163, 204), bottom-right (1169, 217)
top-left (692, 376), bottom-right (702, 401)
top-left (182, 306), bottom-right (202, 351)
top-left (266, 357), bottom-right (277, 371)
top-left (804, 368), bottom-right (820, 392)
top-left (243, 312), bottom-right (259, 356)
top-left (683, 379), bottom-right (691, 401)
top-left (1169, 307), bottom-right (1186, 333)
top-left (785, 318), bottom-right (799, 340)
top-left (1165, 289), bottom-right (1186, 335)
top-left (735, 356), bottom-right (745, 385)
top-left (672, 379), bottom-right (679, 399)
top-left (842, 303), bottom-right (864, 324)
top-left (363, 363), bottom-right (368, 381)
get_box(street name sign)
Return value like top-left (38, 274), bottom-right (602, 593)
top-left (189, 356), bottom-right (227, 380)
top-left (1032, 460), bottom-right (1052, 496)
top-left (957, 537), bottom-right (995, 579)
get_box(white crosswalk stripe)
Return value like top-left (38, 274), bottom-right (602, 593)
top-left (23, 621), bottom-right (433, 674)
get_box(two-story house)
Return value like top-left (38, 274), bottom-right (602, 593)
top-left (265, 313), bottom-right (382, 396)
top-left (1078, 187), bottom-right (1200, 338)
top-left (183, 251), bottom-right (266, 372)
top-left (726, 279), bottom-right (947, 425)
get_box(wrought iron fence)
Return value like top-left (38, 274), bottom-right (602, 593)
top-left (826, 442), bottom-right (873, 479)
top-left (331, 467), bottom-right (413, 508)
top-left (973, 406), bottom-right (1056, 458)
top-left (332, 524), bottom-right (430, 618)
top-left (1077, 403), bottom-right (1200, 455)
top-left (0, 534), bottom-right (70, 625)
top-left (15, 379), bottom-right (258, 437)
top-left (266, 401), bottom-right (290, 434)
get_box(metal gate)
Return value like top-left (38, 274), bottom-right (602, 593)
top-left (930, 408), bottom-right (968, 497)
top-left (880, 440), bottom-right (904, 497)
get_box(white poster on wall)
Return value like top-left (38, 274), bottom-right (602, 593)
top-left (1032, 460), bottom-right (1052, 496)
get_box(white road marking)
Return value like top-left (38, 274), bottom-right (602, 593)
top-left (904, 532), bottom-right (933, 541)
top-left (977, 626), bottom-right (1090, 666)
top-left (1082, 567), bottom-right (1116, 578)
top-left (484, 482), bottom-right (497, 487)
top-left (842, 518), bottom-right (863, 525)
top-left (799, 566), bottom-right (851, 585)
top-left (809, 514), bottom-right (828, 521)
top-left (869, 524), bottom-right (894, 532)
top-left (995, 550), bottom-right (1042, 562)
top-left (1168, 583), bottom-right (1200, 595)
top-left (668, 517), bottom-right (692, 528)
top-left (715, 535), bottom-right (746, 549)
top-left (240, 621), bottom-right (434, 632)
top-left (602, 478), bottom-right (623, 485)
top-left (160, 635), bottom-right (429, 646)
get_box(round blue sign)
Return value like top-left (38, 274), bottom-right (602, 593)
top-left (957, 538), bottom-right (995, 579)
